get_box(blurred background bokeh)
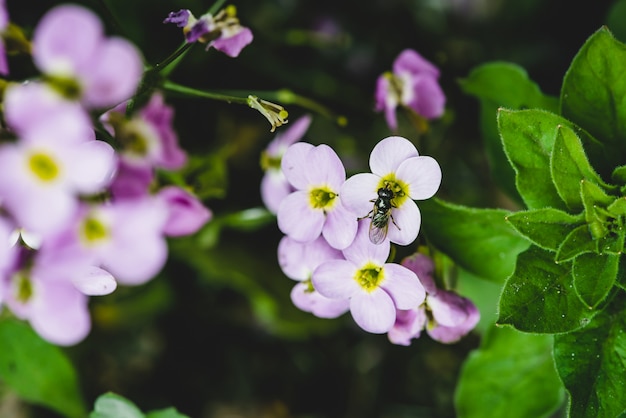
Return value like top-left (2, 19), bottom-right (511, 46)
top-left (5, 0), bottom-right (623, 417)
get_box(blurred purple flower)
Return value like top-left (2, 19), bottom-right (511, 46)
top-left (375, 49), bottom-right (445, 131)
top-left (260, 114), bottom-right (312, 213)
top-left (32, 4), bottom-right (143, 108)
top-left (0, 0), bottom-right (9, 75)
top-left (157, 186), bottom-right (212, 237)
top-left (164, 6), bottom-right (253, 57)
top-left (0, 85), bottom-right (116, 236)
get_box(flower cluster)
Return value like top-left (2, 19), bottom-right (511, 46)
top-left (261, 116), bottom-right (474, 339)
top-left (0, 5), bottom-right (211, 345)
top-left (375, 49), bottom-right (446, 131)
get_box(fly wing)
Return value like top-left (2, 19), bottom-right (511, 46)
top-left (368, 219), bottom-right (389, 245)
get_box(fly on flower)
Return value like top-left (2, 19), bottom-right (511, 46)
top-left (361, 183), bottom-right (401, 245)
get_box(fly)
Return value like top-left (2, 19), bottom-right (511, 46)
top-left (361, 185), bottom-right (401, 244)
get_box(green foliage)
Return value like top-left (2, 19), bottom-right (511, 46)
top-left (459, 62), bottom-right (558, 202)
top-left (419, 198), bottom-right (530, 283)
top-left (90, 393), bottom-right (190, 418)
top-left (455, 326), bottom-right (564, 418)
top-left (0, 319), bottom-right (86, 418)
top-left (473, 25), bottom-right (626, 418)
top-left (553, 300), bottom-right (626, 418)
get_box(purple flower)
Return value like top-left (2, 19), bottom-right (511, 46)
top-left (260, 115), bottom-right (312, 213)
top-left (106, 92), bottom-right (187, 171)
top-left (43, 199), bottom-right (169, 286)
top-left (278, 235), bottom-right (349, 318)
top-left (157, 186), bottom-right (212, 237)
top-left (277, 142), bottom-right (358, 250)
top-left (164, 6), bottom-right (253, 57)
top-left (388, 253), bottom-right (480, 345)
top-left (375, 49), bottom-right (446, 131)
top-left (0, 0), bottom-right (9, 75)
top-left (340, 136), bottom-right (441, 246)
top-left (32, 4), bottom-right (143, 108)
top-left (0, 86), bottom-right (116, 236)
top-left (4, 250), bottom-right (91, 346)
top-left (312, 221), bottom-right (425, 333)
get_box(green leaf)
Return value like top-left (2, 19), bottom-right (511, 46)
top-left (0, 318), bottom-right (86, 418)
top-left (572, 253), bottom-right (619, 308)
top-left (553, 298), bottom-right (626, 418)
top-left (498, 246), bottom-right (594, 333)
top-left (555, 224), bottom-right (597, 263)
top-left (455, 326), bottom-right (565, 418)
top-left (90, 393), bottom-right (144, 418)
top-left (146, 407), bottom-right (190, 418)
top-left (419, 198), bottom-right (531, 283)
top-left (560, 26), bottom-right (626, 173)
top-left (459, 62), bottom-right (558, 201)
top-left (505, 208), bottom-right (584, 251)
top-left (498, 108), bottom-right (569, 210)
top-left (550, 124), bottom-right (608, 212)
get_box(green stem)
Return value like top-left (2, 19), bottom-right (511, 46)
top-left (208, 0), bottom-right (228, 14)
top-left (163, 80), bottom-right (249, 105)
top-left (153, 42), bottom-right (193, 74)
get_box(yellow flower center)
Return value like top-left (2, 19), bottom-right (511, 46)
top-left (81, 215), bottom-right (109, 245)
top-left (29, 152), bottom-right (60, 182)
top-left (354, 261), bottom-right (384, 291)
top-left (309, 186), bottom-right (337, 210)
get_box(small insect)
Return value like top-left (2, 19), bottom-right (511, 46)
top-left (361, 185), bottom-right (401, 244)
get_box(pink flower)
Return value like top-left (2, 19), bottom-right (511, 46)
top-left (0, 85), bottom-right (116, 236)
top-left (42, 199), bottom-right (169, 286)
top-left (0, 0), bottom-right (9, 75)
top-left (32, 4), bottom-right (143, 108)
top-left (260, 115), bottom-right (312, 213)
top-left (278, 235), bottom-right (349, 318)
top-left (277, 142), bottom-right (358, 250)
top-left (388, 253), bottom-right (480, 345)
top-left (4, 250), bottom-right (91, 346)
top-left (164, 6), bottom-right (253, 57)
top-left (157, 186), bottom-right (212, 237)
top-left (375, 49), bottom-right (445, 131)
top-left (312, 220), bottom-right (425, 333)
top-left (340, 136), bottom-right (441, 246)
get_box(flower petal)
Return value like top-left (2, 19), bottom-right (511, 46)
top-left (350, 289), bottom-right (396, 333)
top-left (312, 259), bottom-right (359, 299)
top-left (342, 219), bottom-right (390, 264)
top-left (281, 142), bottom-right (315, 190)
top-left (369, 136), bottom-right (419, 175)
top-left (30, 280), bottom-right (91, 346)
top-left (277, 191), bottom-right (324, 242)
top-left (401, 253), bottom-right (437, 294)
top-left (387, 200), bottom-right (420, 246)
top-left (381, 263), bottom-right (425, 309)
top-left (290, 282), bottom-right (349, 319)
top-left (388, 307), bottom-right (427, 346)
top-left (396, 156), bottom-right (442, 200)
top-left (71, 265), bottom-right (117, 296)
top-left (303, 144), bottom-right (346, 188)
top-left (340, 172), bottom-right (379, 217)
top-left (322, 202), bottom-right (358, 250)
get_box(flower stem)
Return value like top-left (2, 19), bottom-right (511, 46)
top-left (208, 0), bottom-right (228, 15)
top-left (162, 80), bottom-right (249, 105)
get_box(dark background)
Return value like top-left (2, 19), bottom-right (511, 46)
top-left (5, 0), bottom-right (620, 417)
